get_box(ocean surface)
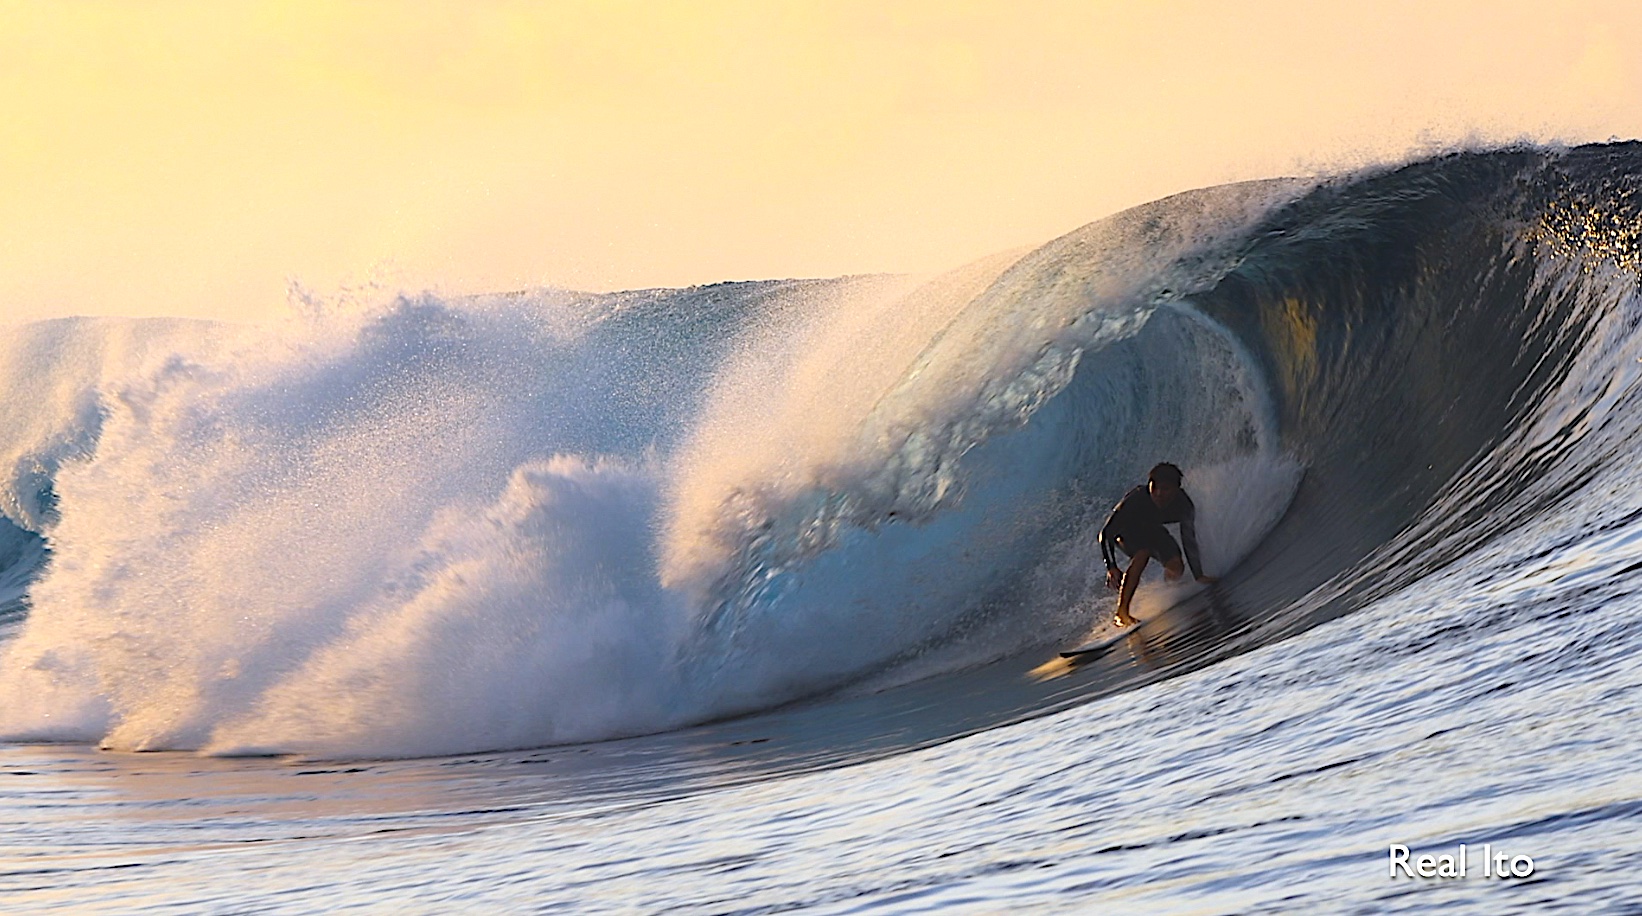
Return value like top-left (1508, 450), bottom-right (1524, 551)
top-left (2, 143), bottom-right (1640, 913)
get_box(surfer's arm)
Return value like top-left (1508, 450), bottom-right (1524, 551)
top-left (1098, 516), bottom-right (1124, 589)
top-left (1179, 512), bottom-right (1213, 582)
top-left (1096, 497), bottom-right (1124, 569)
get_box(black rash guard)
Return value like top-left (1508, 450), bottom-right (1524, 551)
top-left (1098, 485), bottom-right (1205, 579)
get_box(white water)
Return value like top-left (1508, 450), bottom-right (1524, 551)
top-left (0, 184), bottom-right (1306, 760)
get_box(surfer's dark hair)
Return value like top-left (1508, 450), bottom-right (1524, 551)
top-left (1149, 462), bottom-right (1183, 487)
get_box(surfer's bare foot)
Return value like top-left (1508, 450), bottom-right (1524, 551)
top-left (1113, 612), bottom-right (1137, 628)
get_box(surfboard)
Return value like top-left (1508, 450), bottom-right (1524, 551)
top-left (1059, 620), bottom-right (1149, 658)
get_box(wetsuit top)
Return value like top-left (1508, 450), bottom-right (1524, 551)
top-left (1098, 484), bottom-right (1204, 579)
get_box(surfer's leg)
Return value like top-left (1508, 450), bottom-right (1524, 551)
top-left (1155, 531), bottom-right (1185, 582)
top-left (1116, 549), bottom-right (1150, 627)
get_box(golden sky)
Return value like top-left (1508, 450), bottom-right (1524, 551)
top-left (4, 0), bottom-right (1640, 322)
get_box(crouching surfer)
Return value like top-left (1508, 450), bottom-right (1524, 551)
top-left (1099, 462), bottom-right (1218, 627)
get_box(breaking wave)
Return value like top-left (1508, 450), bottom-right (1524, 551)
top-left (1, 142), bottom-right (1638, 759)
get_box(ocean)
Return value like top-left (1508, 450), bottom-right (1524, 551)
top-left (2, 143), bottom-right (1639, 912)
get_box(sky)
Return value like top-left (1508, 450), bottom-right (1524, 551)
top-left (3, 0), bottom-right (1640, 323)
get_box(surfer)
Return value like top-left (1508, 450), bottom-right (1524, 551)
top-left (1099, 462), bottom-right (1218, 627)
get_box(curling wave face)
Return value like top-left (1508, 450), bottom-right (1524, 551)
top-left (0, 143), bottom-right (1639, 760)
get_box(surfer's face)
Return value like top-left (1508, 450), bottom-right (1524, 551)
top-left (1148, 480), bottom-right (1179, 506)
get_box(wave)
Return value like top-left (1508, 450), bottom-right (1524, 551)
top-left (1194, 144), bottom-right (1642, 636)
top-left (0, 142), bottom-right (1638, 758)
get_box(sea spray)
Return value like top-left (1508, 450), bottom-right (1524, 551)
top-left (0, 188), bottom-right (1307, 757)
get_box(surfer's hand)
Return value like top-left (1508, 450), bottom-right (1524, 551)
top-left (1196, 575), bottom-right (1219, 585)
top-left (1105, 567), bottom-right (1123, 590)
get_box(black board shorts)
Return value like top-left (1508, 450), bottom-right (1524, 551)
top-left (1113, 525), bottom-right (1183, 564)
